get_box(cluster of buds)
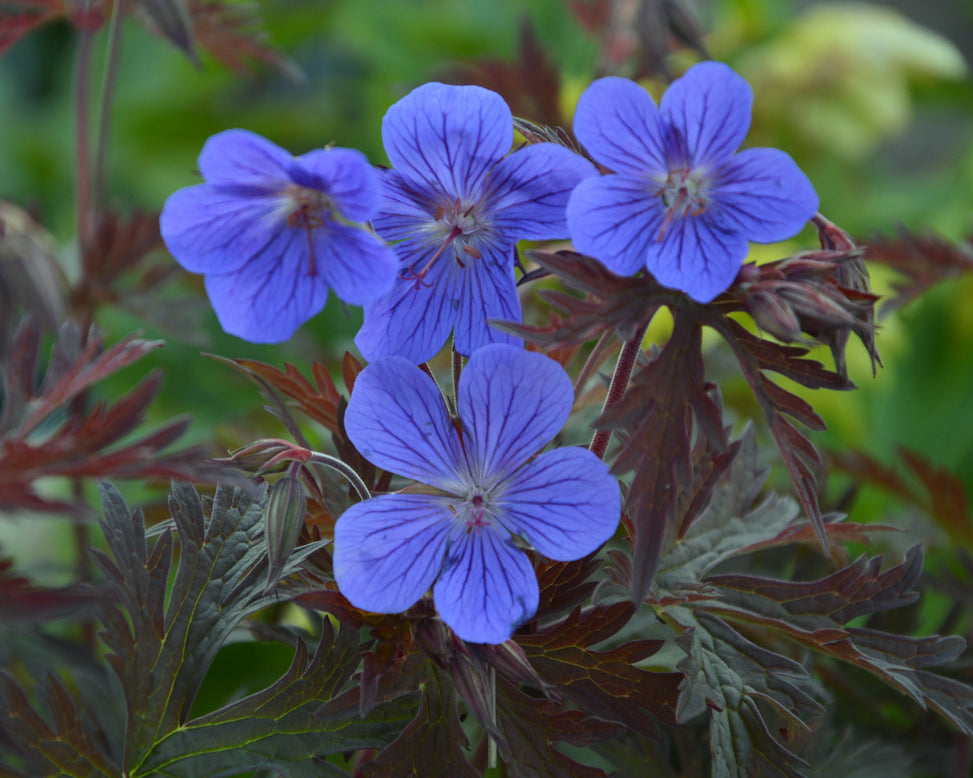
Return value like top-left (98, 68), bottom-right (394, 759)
top-left (729, 215), bottom-right (881, 377)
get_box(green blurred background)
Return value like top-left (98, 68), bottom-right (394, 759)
top-left (1, 0), bottom-right (972, 566)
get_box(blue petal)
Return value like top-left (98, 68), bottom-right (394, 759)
top-left (290, 147), bottom-right (383, 223)
top-left (312, 224), bottom-right (398, 306)
top-left (497, 447), bottom-right (620, 560)
top-left (660, 62), bottom-right (753, 168)
top-left (344, 356), bottom-right (465, 490)
top-left (458, 344), bottom-right (573, 484)
top-left (567, 173), bottom-right (667, 277)
top-left (333, 494), bottom-right (453, 614)
top-left (452, 241), bottom-right (522, 357)
top-left (572, 77), bottom-right (668, 175)
top-left (382, 83), bottom-right (512, 200)
top-left (202, 227), bottom-right (329, 342)
top-left (160, 184), bottom-right (285, 275)
top-left (485, 144), bottom-right (596, 240)
top-left (197, 128), bottom-right (292, 189)
top-left (373, 169), bottom-right (440, 243)
top-left (708, 148), bottom-right (819, 243)
top-left (355, 240), bottom-right (460, 364)
top-left (434, 527), bottom-right (538, 644)
top-left (644, 213), bottom-right (749, 303)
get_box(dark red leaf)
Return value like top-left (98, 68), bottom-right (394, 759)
top-left (0, 1), bottom-right (64, 56)
top-left (519, 603), bottom-right (681, 735)
top-left (361, 664), bottom-right (477, 778)
top-left (493, 674), bottom-right (618, 778)
top-left (865, 228), bottom-right (973, 314)
top-left (597, 312), bottom-right (729, 601)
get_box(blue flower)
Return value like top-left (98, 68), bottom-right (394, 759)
top-left (160, 129), bottom-right (398, 343)
top-left (333, 344), bottom-right (620, 644)
top-left (566, 62), bottom-right (820, 303)
top-left (354, 83), bottom-right (596, 364)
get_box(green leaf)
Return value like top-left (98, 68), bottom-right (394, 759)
top-left (92, 481), bottom-right (331, 773)
top-left (0, 672), bottom-right (119, 777)
top-left (675, 612), bottom-right (823, 778)
top-left (654, 424), bottom-right (800, 593)
top-left (135, 621), bottom-right (415, 777)
top-left (701, 545), bottom-right (973, 733)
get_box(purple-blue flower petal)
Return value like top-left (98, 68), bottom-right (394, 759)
top-left (485, 144), bottom-right (596, 240)
top-left (382, 82), bottom-right (512, 200)
top-left (567, 173), bottom-right (667, 277)
top-left (659, 61), bottom-right (753, 167)
top-left (202, 228), bottom-right (328, 342)
top-left (344, 355), bottom-right (465, 490)
top-left (498, 447), bottom-right (620, 560)
top-left (333, 493), bottom-right (453, 614)
top-left (452, 241), bottom-right (522, 357)
top-left (355, 243), bottom-right (460, 364)
top-left (645, 213), bottom-right (749, 303)
top-left (373, 169), bottom-right (440, 244)
top-left (197, 128), bottom-right (292, 189)
top-left (457, 344), bottom-right (573, 484)
top-left (289, 147), bottom-right (383, 223)
top-left (572, 77), bottom-right (668, 175)
top-left (313, 224), bottom-right (398, 306)
top-left (708, 147), bottom-right (819, 243)
top-left (433, 527), bottom-right (538, 644)
top-left (160, 184), bottom-right (285, 275)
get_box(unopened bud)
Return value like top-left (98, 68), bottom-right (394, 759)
top-left (747, 289), bottom-right (803, 343)
top-left (264, 475), bottom-right (307, 592)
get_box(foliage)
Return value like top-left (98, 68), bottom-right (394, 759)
top-left (2, 1), bottom-right (973, 777)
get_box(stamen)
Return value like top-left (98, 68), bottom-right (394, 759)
top-left (400, 224), bottom-right (464, 289)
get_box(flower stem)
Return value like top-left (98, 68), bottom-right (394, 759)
top-left (92, 0), bottom-right (126, 223)
top-left (306, 451), bottom-right (371, 503)
top-left (589, 323), bottom-right (648, 459)
top-left (74, 27), bottom-right (95, 252)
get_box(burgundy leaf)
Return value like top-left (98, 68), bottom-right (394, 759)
top-left (361, 664), bottom-right (477, 778)
top-left (597, 312), bottom-right (729, 601)
top-left (518, 603), bottom-right (681, 735)
top-left (865, 228), bottom-right (973, 315)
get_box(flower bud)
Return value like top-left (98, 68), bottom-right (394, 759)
top-left (264, 475), bottom-right (307, 592)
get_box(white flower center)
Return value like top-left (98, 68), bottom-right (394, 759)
top-left (655, 168), bottom-right (708, 241)
top-left (402, 198), bottom-right (486, 289)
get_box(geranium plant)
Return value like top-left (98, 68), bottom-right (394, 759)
top-left (1, 2), bottom-right (972, 777)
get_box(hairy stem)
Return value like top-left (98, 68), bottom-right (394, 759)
top-left (307, 451), bottom-right (371, 503)
top-left (589, 323), bottom-right (648, 459)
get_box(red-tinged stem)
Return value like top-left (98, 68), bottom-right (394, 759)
top-left (74, 27), bottom-right (95, 253)
top-left (589, 322), bottom-right (648, 459)
top-left (92, 0), bottom-right (125, 226)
